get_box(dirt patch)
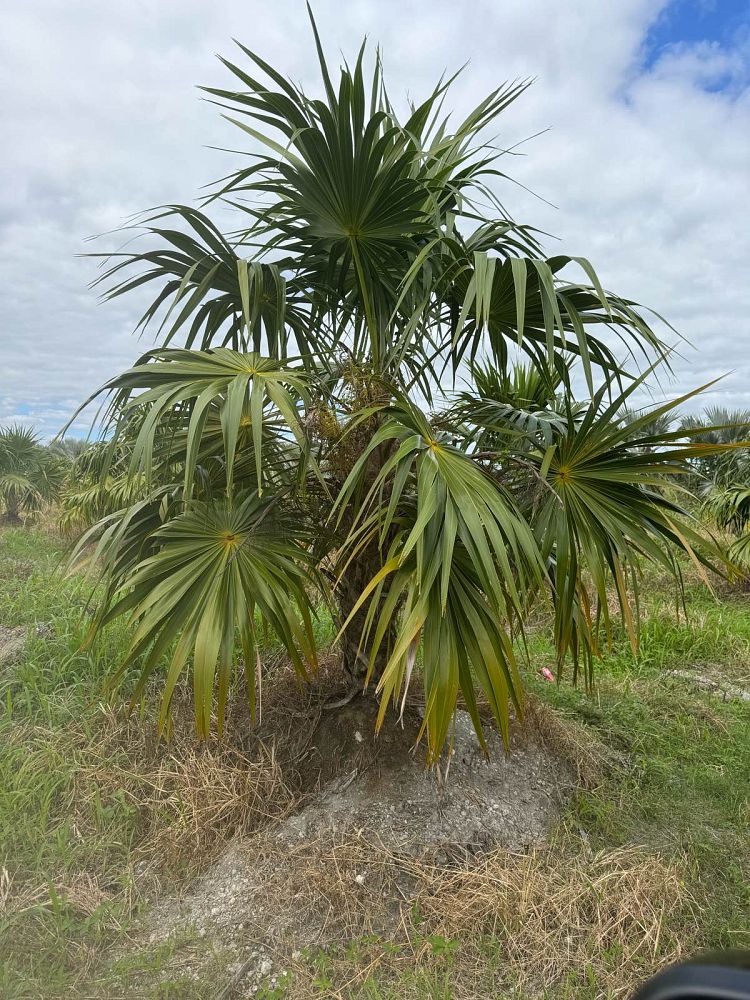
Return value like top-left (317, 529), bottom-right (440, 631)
top-left (147, 699), bottom-right (576, 995)
top-left (284, 697), bottom-right (572, 854)
top-left (0, 626), bottom-right (27, 667)
top-left (0, 622), bottom-right (53, 670)
top-left (666, 666), bottom-right (750, 702)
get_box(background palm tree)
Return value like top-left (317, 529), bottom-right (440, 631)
top-left (680, 406), bottom-right (750, 490)
top-left (58, 439), bottom-right (151, 535)
top-left (0, 425), bottom-right (63, 524)
top-left (49, 437), bottom-right (89, 462)
top-left (618, 407), bottom-right (676, 453)
top-left (680, 406), bottom-right (750, 576)
top-left (702, 485), bottom-right (750, 576)
top-left (69, 14), bottom-right (732, 759)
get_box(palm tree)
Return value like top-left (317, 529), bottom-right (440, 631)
top-left (49, 437), bottom-right (89, 462)
top-left (71, 15), bottom-right (728, 759)
top-left (58, 439), bottom-right (153, 535)
top-left (703, 486), bottom-right (750, 575)
top-left (0, 425), bottom-right (63, 524)
top-left (680, 407), bottom-right (750, 490)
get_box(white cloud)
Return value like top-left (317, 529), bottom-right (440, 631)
top-left (1, 0), bottom-right (749, 437)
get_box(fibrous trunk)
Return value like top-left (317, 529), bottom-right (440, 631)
top-left (2, 492), bottom-right (22, 525)
top-left (337, 541), bottom-right (396, 688)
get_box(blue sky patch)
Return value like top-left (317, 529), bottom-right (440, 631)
top-left (644, 0), bottom-right (750, 73)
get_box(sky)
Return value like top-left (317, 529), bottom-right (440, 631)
top-left (1, 0), bottom-right (749, 438)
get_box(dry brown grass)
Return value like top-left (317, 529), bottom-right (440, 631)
top-left (523, 697), bottom-right (626, 788)
top-left (0, 656), bottom-right (340, 927)
top-left (413, 844), bottom-right (694, 999)
top-left (1, 656), bottom-right (357, 934)
top-left (1, 866), bottom-right (117, 922)
top-left (94, 734), bottom-right (297, 880)
top-left (1, 681), bottom-right (313, 928)
top-left (217, 834), bottom-right (695, 1000)
top-left (1, 719), bottom-right (297, 931)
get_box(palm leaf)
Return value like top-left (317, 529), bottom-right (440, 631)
top-left (333, 398), bottom-right (544, 760)
top-left (87, 494), bottom-right (319, 737)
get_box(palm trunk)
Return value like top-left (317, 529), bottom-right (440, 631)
top-left (336, 539), bottom-right (396, 688)
top-left (332, 406), bottom-right (399, 688)
top-left (2, 490), bottom-right (22, 526)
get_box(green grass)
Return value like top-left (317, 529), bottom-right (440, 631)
top-left (519, 572), bottom-right (750, 950)
top-left (530, 675), bottom-right (748, 945)
top-left (0, 530), bottom-right (142, 997)
top-left (1, 526), bottom-right (748, 997)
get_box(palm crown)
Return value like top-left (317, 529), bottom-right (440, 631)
top-left (71, 11), bottom-right (729, 760)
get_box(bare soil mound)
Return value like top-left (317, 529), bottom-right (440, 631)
top-left (148, 698), bottom-right (575, 996)
top-left (284, 697), bottom-right (571, 854)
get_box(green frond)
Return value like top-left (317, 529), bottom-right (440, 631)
top-left (84, 494), bottom-right (320, 737)
top-left (333, 399), bottom-right (545, 760)
top-left (704, 485), bottom-right (750, 533)
top-left (528, 381), bottom-right (729, 680)
top-left (727, 531), bottom-right (750, 573)
top-left (85, 348), bottom-right (316, 498)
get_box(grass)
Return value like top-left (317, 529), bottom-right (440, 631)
top-left (0, 528), bottom-right (298, 997)
top-left (0, 524), bottom-right (748, 998)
